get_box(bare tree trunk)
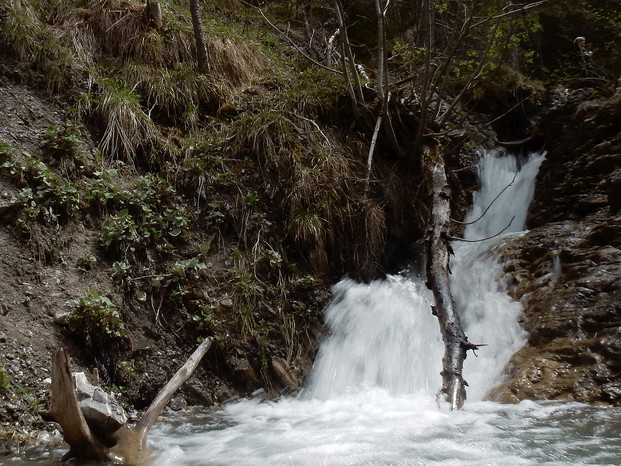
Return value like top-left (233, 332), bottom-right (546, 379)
top-left (190, 0), bottom-right (210, 73)
top-left (423, 143), bottom-right (476, 410)
top-left (145, 1), bottom-right (163, 29)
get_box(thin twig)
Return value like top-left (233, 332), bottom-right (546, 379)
top-left (452, 169), bottom-right (517, 225)
top-left (239, 0), bottom-right (342, 75)
top-left (450, 216), bottom-right (514, 242)
top-left (485, 93), bottom-right (535, 126)
top-left (294, 113), bottom-right (332, 147)
top-left (470, 0), bottom-right (549, 29)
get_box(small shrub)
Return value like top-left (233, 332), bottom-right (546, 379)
top-left (42, 120), bottom-right (82, 160)
top-left (205, 203), bottom-right (225, 226)
top-left (77, 252), bottom-right (97, 273)
top-left (111, 261), bottom-right (131, 290)
top-left (1, 156), bottom-right (81, 223)
top-left (116, 360), bottom-right (136, 384)
top-left (69, 289), bottom-right (127, 342)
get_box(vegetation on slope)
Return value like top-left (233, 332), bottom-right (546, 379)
top-left (0, 1), bottom-right (422, 439)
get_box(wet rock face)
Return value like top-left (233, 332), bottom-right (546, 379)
top-left (490, 87), bottom-right (621, 405)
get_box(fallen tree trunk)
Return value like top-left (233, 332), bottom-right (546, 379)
top-left (423, 143), bottom-right (476, 410)
top-left (48, 337), bottom-right (213, 463)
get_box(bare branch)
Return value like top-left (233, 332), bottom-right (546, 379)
top-left (239, 0), bottom-right (342, 75)
top-left (129, 337), bottom-right (214, 449)
top-left (452, 169), bottom-right (517, 225)
top-left (470, 0), bottom-right (549, 29)
top-left (450, 216), bottom-right (515, 243)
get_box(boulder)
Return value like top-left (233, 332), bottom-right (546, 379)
top-left (73, 372), bottom-right (127, 445)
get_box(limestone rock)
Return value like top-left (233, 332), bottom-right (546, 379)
top-left (73, 372), bottom-right (128, 443)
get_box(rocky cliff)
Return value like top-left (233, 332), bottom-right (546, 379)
top-left (491, 83), bottom-right (621, 404)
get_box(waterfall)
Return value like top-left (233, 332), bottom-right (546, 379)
top-left (452, 150), bottom-right (545, 399)
top-left (304, 149), bottom-right (546, 401)
top-left (140, 149), bottom-right (621, 466)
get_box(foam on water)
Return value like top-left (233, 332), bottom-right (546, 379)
top-left (148, 399), bottom-right (621, 465)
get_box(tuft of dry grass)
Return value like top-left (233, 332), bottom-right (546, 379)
top-left (94, 80), bottom-right (159, 165)
top-left (364, 200), bottom-right (387, 259)
top-left (0, 0), bottom-right (40, 61)
top-left (121, 62), bottom-right (223, 126)
top-left (207, 36), bottom-right (265, 87)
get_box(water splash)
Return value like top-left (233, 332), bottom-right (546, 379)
top-left (301, 276), bottom-right (442, 399)
top-left (305, 149), bottom-right (545, 401)
top-left (452, 150), bottom-right (546, 399)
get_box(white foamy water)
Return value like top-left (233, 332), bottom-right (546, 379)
top-left (301, 276), bottom-right (441, 400)
top-left (14, 151), bottom-right (621, 465)
top-left (452, 150), bottom-right (546, 400)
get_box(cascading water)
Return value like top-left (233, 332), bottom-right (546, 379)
top-left (16, 150), bottom-right (621, 465)
top-left (142, 150), bottom-right (620, 466)
top-left (303, 149), bottom-right (545, 403)
top-left (300, 276), bottom-right (441, 400)
top-left (453, 150), bottom-right (546, 400)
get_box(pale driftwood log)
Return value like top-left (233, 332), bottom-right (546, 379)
top-left (423, 144), bottom-right (477, 410)
top-left (49, 337), bottom-right (214, 463)
top-left (48, 349), bottom-right (119, 462)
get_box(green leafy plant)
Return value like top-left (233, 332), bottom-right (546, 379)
top-left (86, 169), bottom-right (120, 211)
top-left (77, 252), bottom-right (97, 273)
top-left (116, 360), bottom-right (136, 384)
top-left (1, 155), bottom-right (81, 223)
top-left (42, 120), bottom-right (83, 160)
top-left (243, 191), bottom-right (259, 207)
top-left (191, 302), bottom-right (221, 335)
top-left (205, 203), bottom-right (225, 226)
top-left (69, 289), bottom-right (127, 342)
top-left (111, 261), bottom-right (131, 290)
top-left (98, 174), bottom-right (190, 258)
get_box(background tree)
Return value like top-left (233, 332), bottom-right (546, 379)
top-left (190, 0), bottom-right (209, 72)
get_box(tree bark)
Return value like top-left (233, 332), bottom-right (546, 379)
top-left (146, 1), bottom-right (163, 29)
top-left (333, 0), bottom-right (364, 110)
top-left (423, 143), bottom-right (475, 410)
top-left (190, 0), bottom-right (210, 73)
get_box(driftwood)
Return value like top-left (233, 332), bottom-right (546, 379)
top-left (423, 144), bottom-right (478, 410)
top-left (48, 350), bottom-right (118, 462)
top-left (48, 337), bottom-right (213, 463)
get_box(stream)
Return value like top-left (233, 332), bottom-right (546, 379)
top-left (10, 150), bottom-right (621, 465)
